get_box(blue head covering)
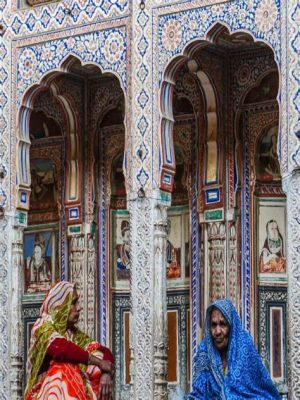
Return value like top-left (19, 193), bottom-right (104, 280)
top-left (188, 299), bottom-right (280, 400)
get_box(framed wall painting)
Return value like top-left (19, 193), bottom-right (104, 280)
top-left (24, 226), bottom-right (58, 294)
top-left (256, 198), bottom-right (287, 282)
top-left (167, 206), bottom-right (190, 288)
top-left (111, 209), bottom-right (130, 289)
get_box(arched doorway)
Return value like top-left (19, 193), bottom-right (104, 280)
top-left (18, 56), bottom-right (127, 394)
top-left (160, 24), bottom-right (286, 395)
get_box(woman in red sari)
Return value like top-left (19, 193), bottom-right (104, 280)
top-left (25, 281), bottom-right (115, 400)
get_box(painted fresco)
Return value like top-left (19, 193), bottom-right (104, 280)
top-left (257, 200), bottom-right (286, 276)
top-left (30, 159), bottom-right (57, 211)
top-left (166, 209), bottom-right (189, 282)
top-left (24, 230), bottom-right (57, 293)
top-left (112, 211), bottom-right (131, 286)
top-left (256, 125), bottom-right (281, 182)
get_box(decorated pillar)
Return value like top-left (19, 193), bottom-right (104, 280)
top-left (68, 229), bottom-right (97, 337)
top-left (86, 233), bottom-right (97, 338)
top-left (129, 195), bottom-right (155, 398)
top-left (227, 219), bottom-right (239, 311)
top-left (0, 215), bottom-right (10, 398)
top-left (130, 0), bottom-right (161, 396)
top-left (286, 170), bottom-right (300, 396)
top-left (10, 225), bottom-right (24, 399)
top-left (153, 205), bottom-right (168, 399)
top-left (69, 234), bottom-right (85, 328)
top-left (129, 191), bottom-right (170, 399)
top-left (207, 221), bottom-right (226, 302)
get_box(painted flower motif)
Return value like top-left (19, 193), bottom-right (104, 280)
top-left (199, 9), bottom-right (209, 23)
top-left (255, 0), bottom-right (278, 32)
top-left (162, 19), bottom-right (182, 52)
top-left (19, 48), bottom-right (38, 81)
top-left (76, 40), bottom-right (86, 53)
top-left (228, 4), bottom-right (237, 17)
top-left (247, 0), bottom-right (254, 11)
top-left (41, 43), bottom-right (55, 61)
top-left (56, 42), bottom-right (65, 56)
top-left (211, 4), bottom-right (225, 17)
top-left (188, 19), bottom-right (198, 31)
top-left (66, 37), bottom-right (76, 50)
top-left (238, 8), bottom-right (247, 22)
top-left (103, 31), bottom-right (125, 64)
top-left (86, 38), bottom-right (100, 53)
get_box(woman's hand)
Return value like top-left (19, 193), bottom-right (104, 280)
top-left (98, 359), bottom-right (115, 376)
top-left (88, 354), bottom-right (115, 376)
top-left (98, 373), bottom-right (113, 400)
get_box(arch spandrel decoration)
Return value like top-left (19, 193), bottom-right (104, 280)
top-left (154, 0), bottom-right (284, 194)
top-left (15, 24), bottom-right (128, 209)
top-left (16, 27), bottom-right (127, 109)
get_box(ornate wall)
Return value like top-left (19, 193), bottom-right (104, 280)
top-left (0, 0), bottom-right (299, 398)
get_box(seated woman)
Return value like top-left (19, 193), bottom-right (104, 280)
top-left (25, 281), bottom-right (115, 400)
top-left (188, 299), bottom-right (280, 400)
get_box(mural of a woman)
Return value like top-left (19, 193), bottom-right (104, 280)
top-left (259, 220), bottom-right (286, 273)
top-left (26, 233), bottom-right (52, 293)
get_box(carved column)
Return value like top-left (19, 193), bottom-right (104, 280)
top-left (129, 192), bottom-right (170, 400)
top-left (129, 195), bottom-right (154, 398)
top-left (69, 234), bottom-right (85, 329)
top-left (0, 215), bottom-right (11, 398)
top-left (10, 227), bottom-right (24, 399)
top-left (227, 220), bottom-right (239, 311)
top-left (286, 170), bottom-right (300, 397)
top-left (86, 233), bottom-right (96, 338)
top-left (153, 205), bottom-right (168, 399)
top-left (207, 221), bottom-right (226, 302)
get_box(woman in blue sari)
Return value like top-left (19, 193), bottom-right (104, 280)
top-left (188, 299), bottom-right (280, 399)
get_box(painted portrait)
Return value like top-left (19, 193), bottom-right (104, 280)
top-left (30, 159), bottom-right (57, 211)
top-left (258, 200), bottom-right (286, 275)
top-left (256, 125), bottom-right (281, 182)
top-left (166, 211), bottom-right (190, 280)
top-left (24, 230), bottom-right (56, 293)
top-left (115, 215), bottom-right (131, 281)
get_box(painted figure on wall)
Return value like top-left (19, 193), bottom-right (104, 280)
top-left (25, 232), bottom-right (52, 293)
top-left (256, 125), bottom-right (281, 182)
top-left (259, 220), bottom-right (286, 273)
top-left (166, 219), bottom-right (181, 279)
top-left (30, 159), bottom-right (57, 210)
top-left (116, 220), bottom-right (130, 280)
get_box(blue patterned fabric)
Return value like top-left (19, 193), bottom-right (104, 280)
top-left (188, 299), bottom-right (280, 400)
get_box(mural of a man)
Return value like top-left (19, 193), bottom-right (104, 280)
top-left (26, 233), bottom-right (52, 292)
top-left (259, 220), bottom-right (286, 273)
top-left (116, 220), bottom-right (131, 280)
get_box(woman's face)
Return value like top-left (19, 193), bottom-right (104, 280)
top-left (210, 308), bottom-right (230, 352)
top-left (34, 245), bottom-right (42, 263)
top-left (67, 288), bottom-right (82, 329)
top-left (268, 221), bottom-right (279, 240)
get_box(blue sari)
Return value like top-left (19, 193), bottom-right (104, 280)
top-left (188, 299), bottom-right (280, 400)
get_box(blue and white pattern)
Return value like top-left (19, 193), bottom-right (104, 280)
top-left (188, 299), bottom-right (280, 399)
top-left (10, 0), bottom-right (129, 35)
top-left (156, 0), bottom-right (281, 83)
top-left (17, 27), bottom-right (127, 107)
